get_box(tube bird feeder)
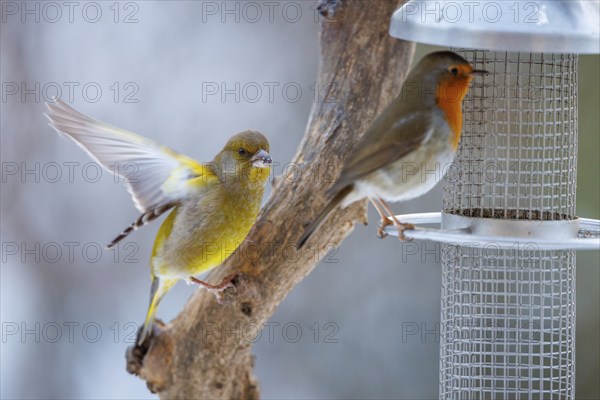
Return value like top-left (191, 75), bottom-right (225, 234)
top-left (389, 1), bottom-right (600, 398)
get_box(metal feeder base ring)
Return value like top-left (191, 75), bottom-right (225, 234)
top-left (382, 212), bottom-right (600, 251)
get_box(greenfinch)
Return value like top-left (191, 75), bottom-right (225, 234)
top-left (46, 99), bottom-right (272, 344)
top-left (298, 51), bottom-right (486, 248)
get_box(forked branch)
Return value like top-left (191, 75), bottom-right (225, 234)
top-left (126, 1), bottom-right (414, 397)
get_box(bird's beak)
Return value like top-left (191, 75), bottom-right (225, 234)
top-left (250, 149), bottom-right (272, 168)
top-left (471, 69), bottom-right (489, 76)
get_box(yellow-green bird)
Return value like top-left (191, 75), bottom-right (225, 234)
top-left (46, 99), bottom-right (272, 344)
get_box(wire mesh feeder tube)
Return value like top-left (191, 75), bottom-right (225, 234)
top-left (440, 51), bottom-right (578, 398)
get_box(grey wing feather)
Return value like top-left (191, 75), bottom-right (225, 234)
top-left (328, 111), bottom-right (433, 194)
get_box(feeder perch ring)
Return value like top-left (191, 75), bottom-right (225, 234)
top-left (382, 212), bottom-right (600, 251)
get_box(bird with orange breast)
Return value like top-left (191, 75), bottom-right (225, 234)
top-left (297, 51), bottom-right (486, 248)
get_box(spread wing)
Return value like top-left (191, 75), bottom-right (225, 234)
top-left (46, 99), bottom-right (218, 248)
top-left (45, 98), bottom-right (212, 213)
top-left (328, 110), bottom-right (433, 194)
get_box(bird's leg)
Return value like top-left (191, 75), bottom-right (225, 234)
top-left (189, 273), bottom-right (237, 304)
top-left (370, 197), bottom-right (393, 238)
top-left (377, 197), bottom-right (414, 241)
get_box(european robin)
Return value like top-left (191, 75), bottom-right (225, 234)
top-left (46, 99), bottom-right (272, 344)
top-left (297, 51), bottom-right (486, 248)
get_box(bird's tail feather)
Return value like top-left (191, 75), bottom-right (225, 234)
top-left (138, 276), bottom-right (177, 345)
top-left (107, 202), bottom-right (177, 249)
top-left (296, 185), bottom-right (353, 249)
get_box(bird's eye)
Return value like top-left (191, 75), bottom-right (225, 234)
top-left (238, 148), bottom-right (247, 156)
top-left (450, 67), bottom-right (459, 76)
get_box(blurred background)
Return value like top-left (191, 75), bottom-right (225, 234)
top-left (1, 1), bottom-right (598, 398)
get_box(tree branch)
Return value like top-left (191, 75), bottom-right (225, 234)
top-left (126, 1), bottom-right (415, 397)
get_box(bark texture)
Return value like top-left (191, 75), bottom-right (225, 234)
top-left (126, 1), bottom-right (415, 398)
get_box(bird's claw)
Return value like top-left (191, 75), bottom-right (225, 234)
top-left (377, 216), bottom-right (414, 241)
top-left (377, 218), bottom-right (392, 238)
top-left (219, 273), bottom-right (238, 291)
top-left (189, 273), bottom-right (238, 304)
top-left (396, 222), bottom-right (415, 241)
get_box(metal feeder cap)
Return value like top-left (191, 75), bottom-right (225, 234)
top-left (390, 0), bottom-right (600, 54)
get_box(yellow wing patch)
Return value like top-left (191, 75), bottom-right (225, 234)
top-left (151, 206), bottom-right (179, 258)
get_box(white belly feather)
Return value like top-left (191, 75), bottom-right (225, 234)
top-left (341, 137), bottom-right (456, 207)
